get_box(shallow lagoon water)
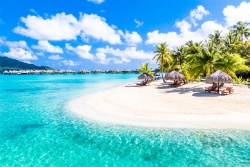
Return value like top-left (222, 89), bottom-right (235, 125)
top-left (0, 74), bottom-right (249, 166)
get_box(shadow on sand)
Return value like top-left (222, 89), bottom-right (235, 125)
top-left (156, 83), bottom-right (221, 97)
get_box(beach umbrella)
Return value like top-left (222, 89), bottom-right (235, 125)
top-left (206, 70), bottom-right (232, 84)
top-left (206, 70), bottom-right (232, 93)
top-left (165, 70), bottom-right (185, 81)
top-left (138, 73), bottom-right (154, 81)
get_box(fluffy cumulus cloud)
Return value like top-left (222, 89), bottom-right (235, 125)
top-left (14, 13), bottom-right (80, 41)
top-left (145, 5), bottom-right (229, 48)
top-left (48, 55), bottom-right (63, 60)
top-left (5, 40), bottom-right (29, 49)
top-left (14, 13), bottom-right (125, 45)
top-left (61, 60), bottom-right (79, 66)
top-left (79, 14), bottom-right (122, 44)
top-left (95, 46), bottom-right (154, 64)
top-left (3, 48), bottom-right (37, 61)
top-left (1, 40), bottom-right (38, 61)
top-left (119, 31), bottom-right (142, 46)
top-left (66, 43), bottom-right (94, 60)
top-left (223, 1), bottom-right (250, 26)
top-left (190, 5), bottom-right (209, 26)
top-left (32, 40), bottom-right (63, 53)
top-left (87, 0), bottom-right (104, 4)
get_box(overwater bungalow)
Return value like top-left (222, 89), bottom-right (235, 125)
top-left (91, 69), bottom-right (103, 73)
top-left (78, 70), bottom-right (90, 74)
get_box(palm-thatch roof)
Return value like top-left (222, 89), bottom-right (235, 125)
top-left (138, 73), bottom-right (154, 80)
top-left (165, 71), bottom-right (185, 81)
top-left (206, 70), bottom-right (232, 84)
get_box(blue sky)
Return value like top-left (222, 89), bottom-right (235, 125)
top-left (0, 0), bottom-right (249, 70)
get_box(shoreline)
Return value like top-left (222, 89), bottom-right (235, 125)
top-left (68, 80), bottom-right (250, 129)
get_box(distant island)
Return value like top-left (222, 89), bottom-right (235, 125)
top-left (0, 56), bottom-right (52, 73)
top-left (0, 56), bottom-right (140, 75)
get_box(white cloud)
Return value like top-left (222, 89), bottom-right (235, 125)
top-left (190, 5), bottom-right (209, 26)
top-left (0, 38), bottom-right (4, 45)
top-left (146, 21), bottom-right (227, 49)
top-left (134, 19), bottom-right (143, 28)
top-left (3, 48), bottom-right (38, 61)
top-left (5, 40), bottom-right (29, 49)
top-left (48, 55), bottom-right (63, 60)
top-left (95, 52), bottom-right (111, 64)
top-left (223, 2), bottom-right (250, 26)
top-left (62, 60), bottom-right (79, 66)
top-left (32, 40), bottom-right (63, 53)
top-left (79, 14), bottom-right (122, 44)
top-left (145, 5), bottom-right (228, 48)
top-left (175, 20), bottom-right (192, 33)
top-left (14, 13), bottom-right (123, 45)
top-left (36, 52), bottom-right (44, 56)
top-left (66, 43), bottom-right (94, 60)
top-left (30, 9), bottom-right (38, 14)
top-left (87, 0), bottom-right (105, 4)
top-left (119, 31), bottom-right (142, 46)
top-left (96, 46), bottom-right (153, 64)
top-left (14, 13), bottom-right (80, 40)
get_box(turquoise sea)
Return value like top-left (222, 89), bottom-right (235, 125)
top-left (0, 74), bottom-right (250, 166)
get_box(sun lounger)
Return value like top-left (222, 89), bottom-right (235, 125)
top-left (221, 86), bottom-right (234, 94)
top-left (169, 80), bottom-right (183, 87)
top-left (205, 85), bottom-right (217, 93)
top-left (136, 81), bottom-right (147, 86)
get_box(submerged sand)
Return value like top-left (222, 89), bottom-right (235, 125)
top-left (68, 80), bottom-right (250, 129)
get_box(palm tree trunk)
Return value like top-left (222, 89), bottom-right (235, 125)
top-left (161, 68), bottom-right (167, 83)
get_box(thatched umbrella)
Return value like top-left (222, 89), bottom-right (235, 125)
top-left (138, 73), bottom-right (154, 82)
top-left (165, 71), bottom-right (185, 81)
top-left (206, 70), bottom-right (232, 93)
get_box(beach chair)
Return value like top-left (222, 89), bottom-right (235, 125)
top-left (169, 80), bottom-right (179, 86)
top-left (173, 81), bottom-right (183, 87)
top-left (205, 85), bottom-right (217, 93)
top-left (136, 80), bottom-right (147, 86)
top-left (221, 86), bottom-right (234, 94)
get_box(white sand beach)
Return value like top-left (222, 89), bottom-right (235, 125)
top-left (68, 80), bottom-right (250, 129)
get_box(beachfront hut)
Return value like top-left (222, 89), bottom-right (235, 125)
top-left (138, 73), bottom-right (154, 83)
top-left (165, 71), bottom-right (186, 85)
top-left (206, 70), bottom-right (232, 93)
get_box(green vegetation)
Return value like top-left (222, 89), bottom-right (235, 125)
top-left (0, 56), bottom-right (52, 72)
top-left (138, 62), bottom-right (154, 76)
top-left (233, 77), bottom-right (250, 85)
top-left (153, 21), bottom-right (250, 83)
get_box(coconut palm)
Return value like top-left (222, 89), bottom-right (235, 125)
top-left (218, 53), bottom-right (249, 78)
top-left (232, 21), bottom-right (250, 41)
top-left (172, 46), bottom-right (186, 70)
top-left (186, 38), bottom-right (249, 79)
top-left (186, 41), bottom-right (223, 78)
top-left (138, 62), bottom-right (154, 76)
top-left (209, 30), bottom-right (223, 46)
top-left (153, 42), bottom-right (173, 82)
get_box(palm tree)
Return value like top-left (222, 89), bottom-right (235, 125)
top-left (172, 46), bottom-right (186, 70)
top-left (185, 39), bottom-right (249, 79)
top-left (218, 53), bottom-right (249, 78)
top-left (232, 21), bottom-right (250, 41)
top-left (138, 62), bottom-right (154, 76)
top-left (186, 41), bottom-right (223, 78)
top-left (209, 30), bottom-right (223, 46)
top-left (153, 42), bottom-right (172, 82)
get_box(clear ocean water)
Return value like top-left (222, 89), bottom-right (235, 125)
top-left (0, 74), bottom-right (249, 167)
